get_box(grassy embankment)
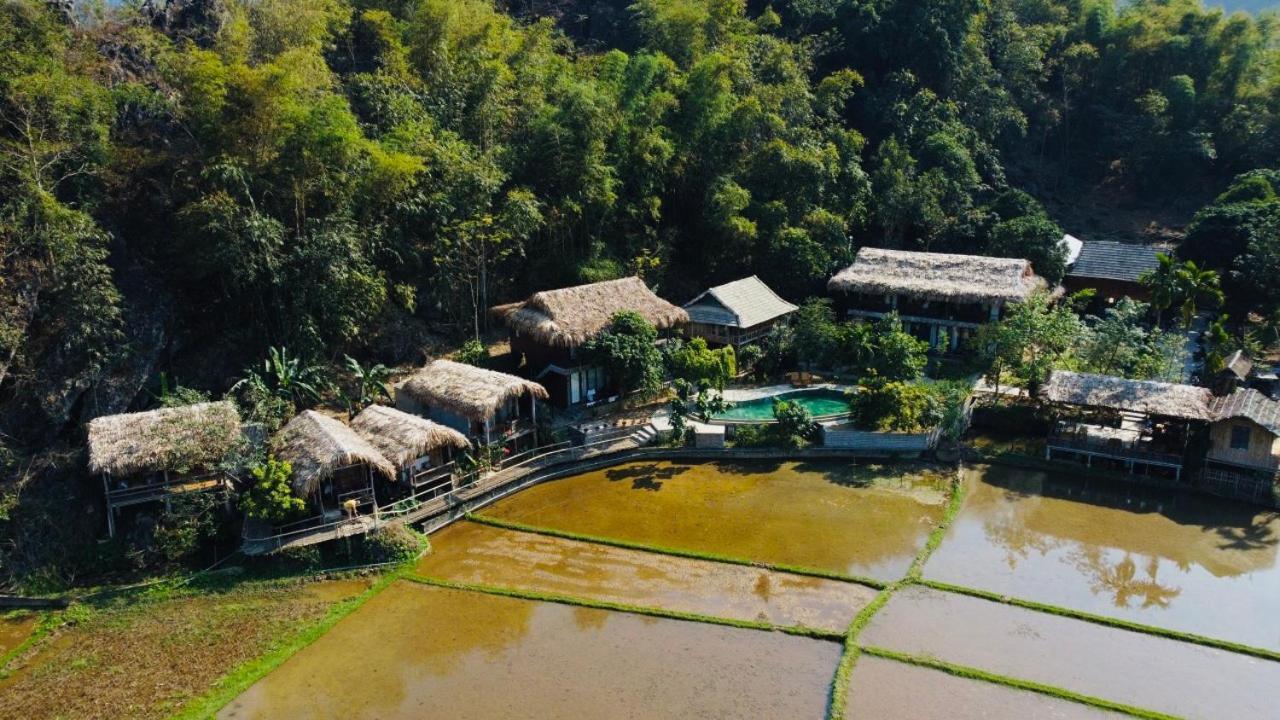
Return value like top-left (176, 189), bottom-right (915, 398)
top-left (0, 530), bottom-right (429, 720)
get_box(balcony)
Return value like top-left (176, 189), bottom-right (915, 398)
top-left (1046, 421), bottom-right (1184, 470)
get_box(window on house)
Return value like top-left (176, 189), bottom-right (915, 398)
top-left (1230, 425), bottom-right (1251, 451)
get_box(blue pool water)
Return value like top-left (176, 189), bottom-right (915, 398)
top-left (714, 388), bottom-right (851, 421)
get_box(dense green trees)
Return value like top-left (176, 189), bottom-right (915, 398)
top-left (2, 0), bottom-right (1280, 452)
top-left (581, 311), bottom-right (664, 397)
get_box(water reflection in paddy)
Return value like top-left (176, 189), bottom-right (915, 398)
top-left (861, 585), bottom-right (1280, 720)
top-left (416, 521), bottom-right (876, 632)
top-left (481, 460), bottom-right (949, 581)
top-left (924, 465), bottom-right (1280, 650)
top-left (219, 582), bottom-right (841, 720)
top-left (847, 656), bottom-right (1122, 719)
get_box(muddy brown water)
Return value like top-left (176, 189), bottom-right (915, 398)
top-left (416, 520), bottom-right (876, 632)
top-left (0, 615), bottom-right (38, 658)
top-left (218, 581), bottom-right (841, 720)
top-left (846, 656), bottom-right (1124, 719)
top-left (924, 465), bottom-right (1280, 651)
top-left (480, 459), bottom-right (949, 581)
top-left (861, 585), bottom-right (1280, 719)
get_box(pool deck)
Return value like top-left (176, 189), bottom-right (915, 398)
top-left (721, 383), bottom-right (854, 402)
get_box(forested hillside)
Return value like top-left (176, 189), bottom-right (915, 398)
top-left (2, 0), bottom-right (1280, 580)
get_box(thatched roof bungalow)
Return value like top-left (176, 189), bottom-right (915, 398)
top-left (88, 401), bottom-right (243, 537)
top-left (88, 401), bottom-right (242, 478)
top-left (827, 248), bottom-right (1049, 353)
top-left (493, 276), bottom-right (688, 349)
top-left (1039, 370), bottom-right (1215, 484)
top-left (273, 410), bottom-right (395, 506)
top-left (396, 359), bottom-right (547, 445)
top-left (683, 275), bottom-right (797, 348)
top-left (1039, 371), bottom-right (1280, 506)
top-left (1038, 371), bottom-right (1215, 421)
top-left (351, 405), bottom-right (469, 478)
top-left (493, 277), bottom-right (687, 407)
top-left (829, 248), bottom-right (1046, 305)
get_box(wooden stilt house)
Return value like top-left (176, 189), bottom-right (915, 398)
top-left (351, 404), bottom-right (470, 500)
top-left (273, 410), bottom-right (396, 520)
top-left (828, 248), bottom-right (1049, 353)
top-left (396, 359), bottom-right (548, 450)
top-left (492, 277), bottom-right (688, 407)
top-left (88, 401), bottom-right (243, 538)
top-left (683, 275), bottom-right (798, 349)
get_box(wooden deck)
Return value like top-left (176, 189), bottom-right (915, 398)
top-left (241, 430), bottom-right (654, 556)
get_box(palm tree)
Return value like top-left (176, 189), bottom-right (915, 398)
top-left (341, 355), bottom-right (392, 416)
top-left (1139, 253), bottom-right (1179, 326)
top-left (1173, 260), bottom-right (1223, 328)
top-left (232, 346), bottom-right (327, 407)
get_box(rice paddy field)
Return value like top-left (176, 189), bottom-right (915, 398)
top-left (5, 459), bottom-right (1279, 718)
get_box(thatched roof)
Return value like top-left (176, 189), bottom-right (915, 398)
top-left (398, 359), bottom-right (549, 422)
top-left (492, 277), bottom-right (689, 347)
top-left (828, 247), bottom-right (1046, 304)
top-left (684, 275), bottom-right (798, 328)
top-left (1039, 371), bottom-right (1216, 421)
top-left (350, 405), bottom-right (470, 468)
top-left (1212, 389), bottom-right (1280, 436)
top-left (87, 401), bottom-right (242, 477)
top-left (273, 410), bottom-right (395, 497)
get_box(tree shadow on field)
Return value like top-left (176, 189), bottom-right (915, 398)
top-left (604, 463), bottom-right (691, 491)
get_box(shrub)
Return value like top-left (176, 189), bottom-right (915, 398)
top-left (275, 544), bottom-right (323, 572)
top-left (737, 343), bottom-right (762, 376)
top-left (151, 492), bottom-right (221, 564)
top-left (456, 339), bottom-right (487, 366)
top-left (667, 338), bottom-right (735, 387)
top-left (849, 381), bottom-right (945, 433)
top-left (729, 424), bottom-right (770, 448)
top-left (772, 399), bottom-right (817, 448)
top-left (582, 311), bottom-right (663, 397)
top-left (242, 457), bottom-right (307, 524)
top-left (864, 313), bottom-right (928, 381)
top-left (354, 525), bottom-right (423, 564)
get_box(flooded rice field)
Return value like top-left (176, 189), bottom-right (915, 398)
top-left (481, 459), bottom-right (950, 581)
top-left (207, 459), bottom-right (1280, 719)
top-left (845, 656), bottom-right (1124, 719)
top-left (861, 584), bottom-right (1280, 719)
top-left (416, 521), bottom-right (874, 632)
top-left (924, 465), bottom-right (1280, 651)
top-left (219, 582), bottom-right (840, 719)
top-left (0, 614), bottom-right (38, 657)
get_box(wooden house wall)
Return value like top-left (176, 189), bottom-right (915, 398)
top-left (1207, 418), bottom-right (1280, 470)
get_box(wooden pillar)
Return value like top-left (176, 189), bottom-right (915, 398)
top-left (369, 465), bottom-right (380, 526)
top-left (163, 470), bottom-right (172, 514)
top-left (103, 474), bottom-right (116, 538)
top-left (530, 396), bottom-right (538, 448)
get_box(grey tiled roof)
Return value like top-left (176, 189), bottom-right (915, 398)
top-left (684, 276), bottom-right (798, 329)
top-left (1221, 350), bottom-right (1254, 381)
top-left (1212, 388), bottom-right (1280, 435)
top-left (1067, 241), bottom-right (1163, 283)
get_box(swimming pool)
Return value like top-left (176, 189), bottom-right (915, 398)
top-left (714, 388), bottom-right (852, 422)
